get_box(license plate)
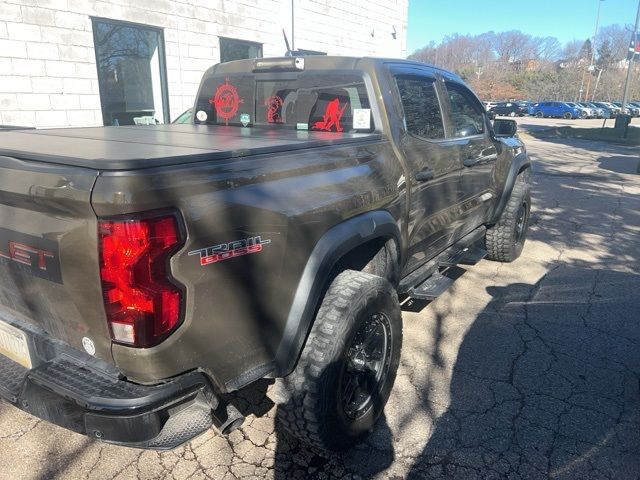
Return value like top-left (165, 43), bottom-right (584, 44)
top-left (0, 319), bottom-right (32, 369)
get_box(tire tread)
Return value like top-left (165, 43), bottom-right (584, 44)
top-left (485, 174), bottom-right (530, 262)
top-left (277, 270), bottom-right (401, 451)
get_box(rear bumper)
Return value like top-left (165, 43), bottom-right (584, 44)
top-left (0, 313), bottom-right (218, 449)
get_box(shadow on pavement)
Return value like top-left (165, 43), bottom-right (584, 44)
top-left (407, 263), bottom-right (640, 479)
top-left (595, 155), bottom-right (640, 175)
top-left (271, 412), bottom-right (394, 479)
top-left (227, 365), bottom-right (395, 479)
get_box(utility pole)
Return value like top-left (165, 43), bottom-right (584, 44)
top-left (585, 0), bottom-right (604, 101)
top-left (291, 0), bottom-right (295, 51)
top-left (621, 0), bottom-right (640, 111)
top-left (617, 0), bottom-right (640, 136)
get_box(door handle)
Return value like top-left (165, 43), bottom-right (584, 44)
top-left (415, 168), bottom-right (435, 182)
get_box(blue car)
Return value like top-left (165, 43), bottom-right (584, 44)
top-left (531, 101), bottom-right (586, 119)
top-left (593, 102), bottom-right (620, 117)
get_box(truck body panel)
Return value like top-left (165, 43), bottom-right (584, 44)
top-left (92, 135), bottom-right (403, 389)
top-left (0, 56), bottom-right (530, 448)
top-left (0, 156), bottom-right (112, 361)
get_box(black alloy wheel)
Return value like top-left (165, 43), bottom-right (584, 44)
top-left (340, 312), bottom-right (392, 419)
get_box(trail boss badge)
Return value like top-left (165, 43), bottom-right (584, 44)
top-left (189, 236), bottom-right (271, 266)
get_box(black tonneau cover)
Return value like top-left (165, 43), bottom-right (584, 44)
top-left (0, 124), bottom-right (381, 171)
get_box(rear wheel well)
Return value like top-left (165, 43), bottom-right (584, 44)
top-left (518, 163), bottom-right (531, 175)
top-left (332, 237), bottom-right (400, 286)
top-left (292, 236), bottom-right (401, 370)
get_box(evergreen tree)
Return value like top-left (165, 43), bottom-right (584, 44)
top-left (596, 39), bottom-right (613, 68)
top-left (579, 39), bottom-right (593, 60)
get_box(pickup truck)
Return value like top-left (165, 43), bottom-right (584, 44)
top-left (0, 56), bottom-right (531, 452)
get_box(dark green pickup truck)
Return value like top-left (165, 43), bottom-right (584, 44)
top-left (0, 56), bottom-right (530, 451)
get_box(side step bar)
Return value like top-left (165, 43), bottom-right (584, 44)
top-left (399, 227), bottom-right (486, 295)
top-left (401, 230), bottom-right (488, 303)
top-left (408, 270), bottom-right (458, 301)
top-left (459, 245), bottom-right (487, 265)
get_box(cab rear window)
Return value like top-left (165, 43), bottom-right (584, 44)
top-left (194, 73), bottom-right (373, 133)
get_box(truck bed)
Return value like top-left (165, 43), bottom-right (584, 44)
top-left (0, 124), bottom-right (380, 170)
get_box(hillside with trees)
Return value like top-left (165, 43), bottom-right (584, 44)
top-left (408, 25), bottom-right (639, 102)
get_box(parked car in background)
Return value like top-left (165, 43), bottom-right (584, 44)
top-left (173, 108), bottom-right (193, 124)
top-left (612, 102), bottom-right (640, 117)
top-left (591, 103), bottom-right (614, 118)
top-left (564, 102), bottom-right (590, 118)
top-left (579, 102), bottom-right (607, 118)
top-left (489, 101), bottom-right (529, 117)
top-left (593, 102), bottom-right (620, 117)
top-left (628, 102), bottom-right (640, 115)
top-left (531, 101), bottom-right (586, 119)
top-left (483, 101), bottom-right (498, 111)
top-left (572, 102), bottom-right (596, 118)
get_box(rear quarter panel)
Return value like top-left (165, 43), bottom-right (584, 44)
top-left (91, 139), bottom-right (403, 390)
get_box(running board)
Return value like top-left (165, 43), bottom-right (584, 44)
top-left (459, 246), bottom-right (487, 265)
top-left (407, 270), bottom-right (457, 301)
top-left (398, 226), bottom-right (486, 294)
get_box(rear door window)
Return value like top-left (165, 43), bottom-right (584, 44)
top-left (395, 76), bottom-right (445, 140)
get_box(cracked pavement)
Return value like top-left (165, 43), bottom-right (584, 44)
top-left (0, 134), bottom-right (639, 479)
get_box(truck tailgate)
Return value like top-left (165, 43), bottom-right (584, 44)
top-left (0, 155), bottom-right (111, 362)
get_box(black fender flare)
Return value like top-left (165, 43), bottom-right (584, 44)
top-left (272, 210), bottom-right (401, 377)
top-left (490, 152), bottom-right (531, 224)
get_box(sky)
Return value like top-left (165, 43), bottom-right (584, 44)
top-left (407, 0), bottom-right (637, 55)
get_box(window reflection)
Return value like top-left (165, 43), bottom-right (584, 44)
top-left (93, 19), bottom-right (168, 126)
top-left (219, 37), bottom-right (263, 63)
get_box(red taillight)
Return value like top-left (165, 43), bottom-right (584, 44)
top-left (98, 213), bottom-right (184, 348)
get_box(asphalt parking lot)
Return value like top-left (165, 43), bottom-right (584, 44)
top-left (1, 125), bottom-right (639, 479)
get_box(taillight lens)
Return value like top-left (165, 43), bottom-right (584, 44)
top-left (98, 213), bottom-right (184, 348)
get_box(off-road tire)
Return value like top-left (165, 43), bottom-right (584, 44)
top-left (363, 239), bottom-right (400, 286)
top-left (485, 173), bottom-right (531, 262)
top-left (276, 270), bottom-right (402, 451)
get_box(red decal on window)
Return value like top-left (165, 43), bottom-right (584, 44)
top-left (209, 78), bottom-right (243, 125)
top-left (264, 95), bottom-right (284, 123)
top-left (312, 98), bottom-right (347, 132)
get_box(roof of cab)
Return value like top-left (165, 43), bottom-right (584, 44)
top-left (203, 55), bottom-right (464, 83)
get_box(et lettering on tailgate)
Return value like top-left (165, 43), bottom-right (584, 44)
top-left (0, 227), bottom-right (62, 283)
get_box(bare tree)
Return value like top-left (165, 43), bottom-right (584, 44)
top-left (407, 25), bottom-right (634, 102)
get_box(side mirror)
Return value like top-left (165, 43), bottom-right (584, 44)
top-left (492, 118), bottom-right (518, 137)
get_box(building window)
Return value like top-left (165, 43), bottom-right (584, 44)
top-left (92, 18), bottom-right (169, 126)
top-left (219, 37), bottom-right (263, 63)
